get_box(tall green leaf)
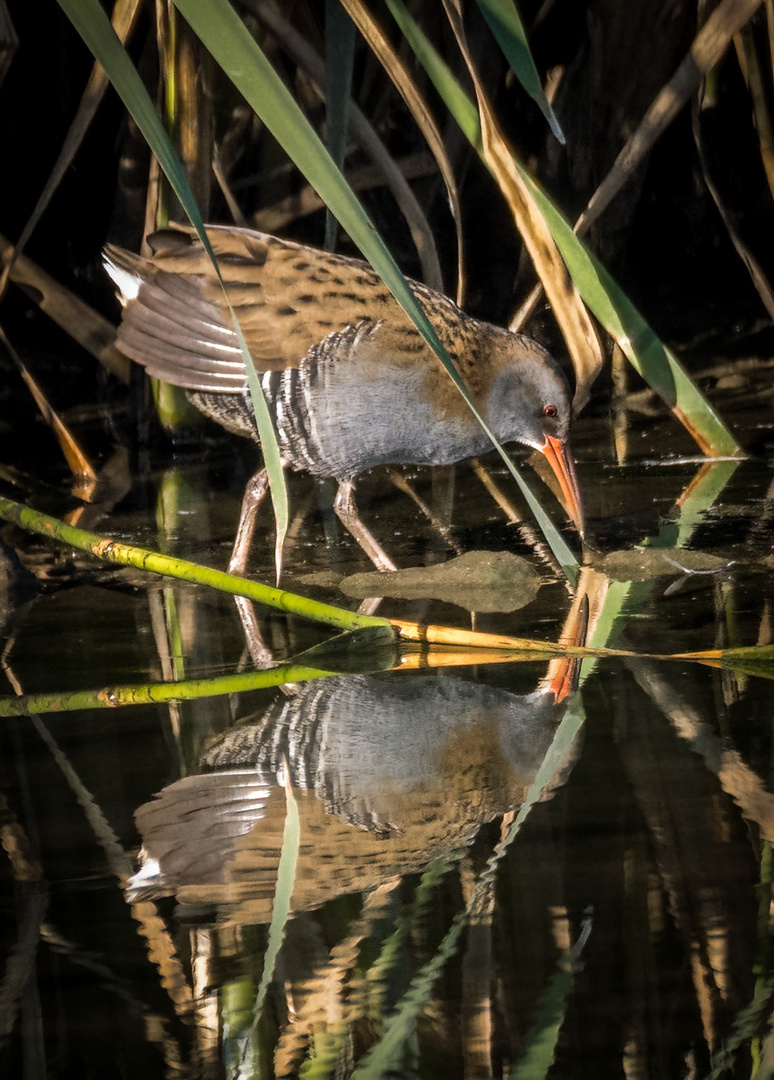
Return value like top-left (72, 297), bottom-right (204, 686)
top-left (475, 0), bottom-right (564, 143)
top-left (324, 0), bottom-right (357, 250)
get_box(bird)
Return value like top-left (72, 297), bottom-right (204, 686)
top-left (127, 654), bottom-right (581, 916)
top-left (104, 224), bottom-right (584, 574)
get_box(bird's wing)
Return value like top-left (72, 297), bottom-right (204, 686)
top-left (104, 240), bottom-right (248, 391)
top-left (195, 225), bottom-right (398, 369)
top-left (105, 224), bottom-right (463, 393)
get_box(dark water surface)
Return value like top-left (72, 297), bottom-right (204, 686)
top-left (1, 360), bottom-right (774, 1078)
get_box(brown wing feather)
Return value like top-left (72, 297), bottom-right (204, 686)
top-left (107, 224), bottom-right (481, 395)
top-left (148, 225), bottom-right (398, 371)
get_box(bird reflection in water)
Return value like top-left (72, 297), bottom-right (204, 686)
top-left (129, 654), bottom-right (581, 924)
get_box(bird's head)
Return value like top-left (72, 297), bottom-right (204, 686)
top-left (485, 332), bottom-right (584, 537)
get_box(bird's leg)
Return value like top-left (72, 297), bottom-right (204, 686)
top-left (431, 463), bottom-right (456, 531)
top-left (334, 480), bottom-right (397, 572)
top-left (229, 468), bottom-right (275, 668)
top-left (387, 469), bottom-right (463, 554)
top-left (233, 595), bottom-right (275, 669)
top-left (229, 468), bottom-right (270, 576)
top-left (358, 596), bottom-right (385, 616)
top-left (470, 458), bottom-right (523, 526)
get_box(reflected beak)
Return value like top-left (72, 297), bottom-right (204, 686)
top-left (545, 595), bottom-right (589, 702)
top-left (539, 434), bottom-right (585, 538)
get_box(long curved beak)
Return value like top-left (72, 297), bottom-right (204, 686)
top-left (539, 434), bottom-right (585, 538)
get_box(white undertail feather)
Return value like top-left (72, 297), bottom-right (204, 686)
top-left (102, 255), bottom-right (140, 304)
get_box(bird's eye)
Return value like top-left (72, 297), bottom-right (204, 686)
top-left (543, 404), bottom-right (558, 418)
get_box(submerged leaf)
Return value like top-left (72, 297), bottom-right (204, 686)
top-left (339, 550), bottom-right (541, 612)
top-left (598, 548), bottom-right (731, 583)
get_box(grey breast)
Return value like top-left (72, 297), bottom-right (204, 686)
top-left (244, 323), bottom-right (493, 481)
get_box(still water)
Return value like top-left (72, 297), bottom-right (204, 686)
top-left (1, 359), bottom-right (773, 1078)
